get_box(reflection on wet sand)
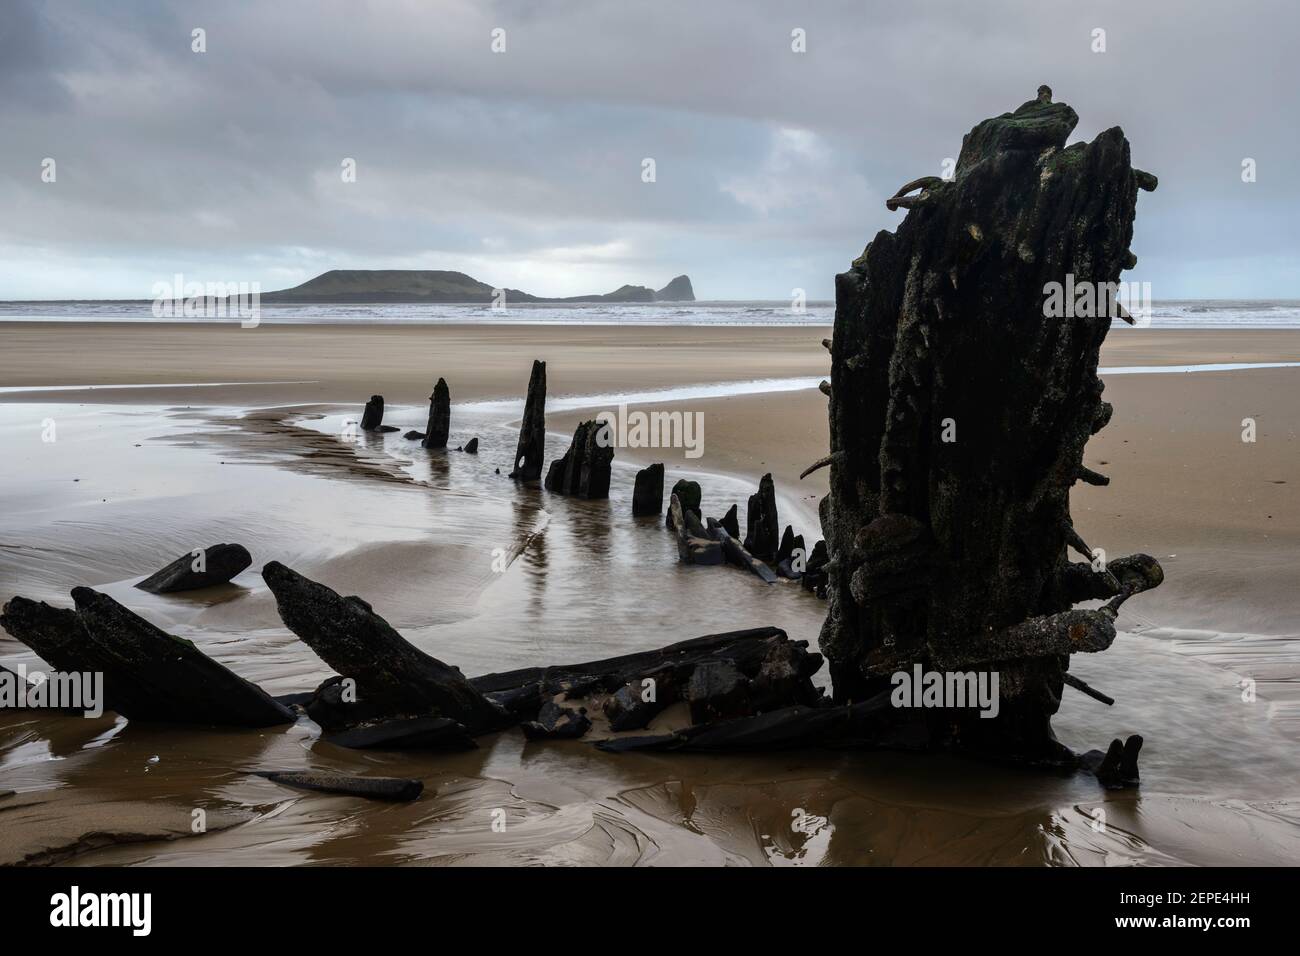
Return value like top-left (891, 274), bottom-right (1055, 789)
top-left (1, 399), bottom-right (1297, 866)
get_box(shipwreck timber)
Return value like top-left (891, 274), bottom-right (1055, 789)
top-left (818, 88), bottom-right (1161, 762)
top-left (0, 90), bottom-right (1165, 788)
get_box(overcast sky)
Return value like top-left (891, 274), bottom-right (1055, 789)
top-left (1, 0), bottom-right (1296, 300)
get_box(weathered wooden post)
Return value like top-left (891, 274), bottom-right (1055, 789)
top-left (509, 360), bottom-right (546, 481)
top-left (817, 89), bottom-right (1163, 761)
top-left (422, 377), bottom-right (450, 449)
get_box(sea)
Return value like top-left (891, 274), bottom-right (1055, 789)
top-left (2, 299), bottom-right (1300, 327)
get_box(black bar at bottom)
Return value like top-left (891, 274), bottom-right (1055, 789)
top-left (0, 866), bottom-right (1285, 941)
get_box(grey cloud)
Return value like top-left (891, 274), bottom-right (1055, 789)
top-left (0, 0), bottom-right (1296, 299)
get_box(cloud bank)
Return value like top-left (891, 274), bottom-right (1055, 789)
top-left (1, 0), bottom-right (1296, 299)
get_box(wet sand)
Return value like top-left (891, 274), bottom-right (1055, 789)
top-left (5, 321), bottom-right (1300, 403)
top-left (1, 321), bottom-right (1297, 866)
top-left (0, 321), bottom-right (831, 407)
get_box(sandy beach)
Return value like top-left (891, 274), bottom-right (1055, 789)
top-left (1, 320), bottom-right (1297, 866)
top-left (0, 321), bottom-right (831, 406)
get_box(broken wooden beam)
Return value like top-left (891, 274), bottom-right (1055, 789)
top-left (0, 590), bottom-right (295, 727)
top-left (258, 770), bottom-right (423, 802)
top-left (135, 543), bottom-right (252, 593)
top-left (261, 561), bottom-right (510, 734)
top-left (665, 478), bottom-right (701, 529)
top-left (469, 626), bottom-right (816, 726)
top-left (670, 494), bottom-right (722, 564)
top-left (708, 519), bottom-right (778, 583)
top-left (325, 716), bottom-right (477, 751)
top-left (1076, 465), bottom-right (1110, 486)
top-left (1063, 672), bottom-right (1115, 706)
top-left (799, 452), bottom-right (840, 480)
top-left (929, 608), bottom-right (1118, 670)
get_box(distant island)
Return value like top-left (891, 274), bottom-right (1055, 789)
top-left (261, 271), bottom-right (695, 304)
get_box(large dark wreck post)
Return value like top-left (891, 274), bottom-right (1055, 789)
top-left (544, 420), bottom-right (613, 498)
top-left (509, 360), bottom-right (547, 481)
top-left (421, 377), bottom-right (450, 449)
top-left (817, 87), bottom-right (1162, 763)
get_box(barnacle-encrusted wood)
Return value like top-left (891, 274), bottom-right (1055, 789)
top-left (820, 90), bottom-right (1162, 760)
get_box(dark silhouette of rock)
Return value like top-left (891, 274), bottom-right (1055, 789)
top-left (463, 437), bottom-right (479, 454)
top-left (509, 360), bottom-right (546, 481)
top-left (743, 474), bottom-right (779, 561)
top-left (403, 430), bottom-right (425, 441)
top-left (632, 463), bottom-right (665, 516)
top-left (654, 275), bottom-right (695, 301)
top-left (262, 269), bottom-right (695, 305)
top-left (521, 701), bottom-right (591, 740)
top-left (359, 395), bottom-right (385, 431)
top-left (134, 543), bottom-right (252, 593)
top-left (819, 89), bottom-right (1162, 763)
top-left (261, 561), bottom-right (509, 734)
top-left (258, 770), bottom-right (422, 802)
top-left (422, 377), bottom-right (450, 449)
top-left (665, 479), bottom-right (701, 529)
top-left (0, 591), bottom-right (294, 727)
top-left (543, 420), bottom-right (613, 498)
